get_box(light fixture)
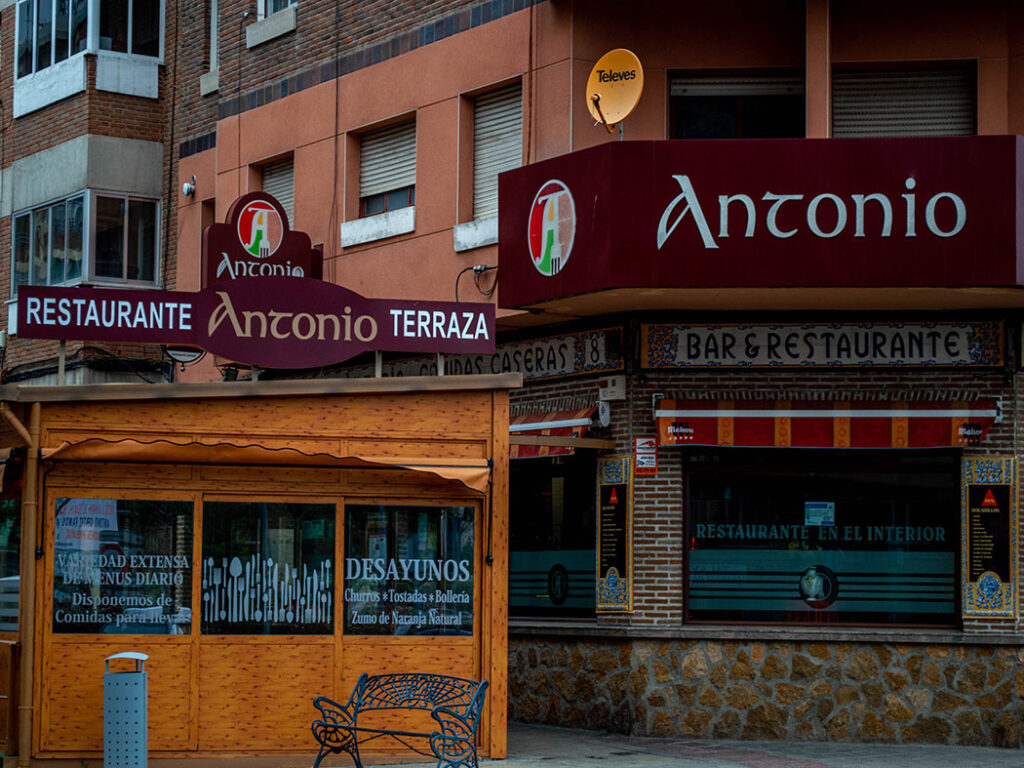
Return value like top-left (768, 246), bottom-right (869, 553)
top-left (163, 344), bottom-right (205, 371)
top-left (181, 175), bottom-right (196, 197)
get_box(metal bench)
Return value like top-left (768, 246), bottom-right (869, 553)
top-left (311, 672), bottom-right (489, 768)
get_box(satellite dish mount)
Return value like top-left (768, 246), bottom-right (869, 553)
top-left (586, 49), bottom-right (645, 139)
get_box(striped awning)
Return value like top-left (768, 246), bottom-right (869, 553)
top-left (510, 408), bottom-right (595, 459)
top-left (655, 399), bottom-right (999, 449)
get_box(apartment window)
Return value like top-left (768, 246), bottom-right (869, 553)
top-left (16, 0), bottom-right (159, 79)
top-left (472, 84), bottom-right (522, 221)
top-left (11, 191), bottom-right (158, 295)
top-left (832, 66), bottom-right (976, 137)
top-left (16, 0), bottom-right (88, 77)
top-left (94, 194), bottom-right (158, 281)
top-left (99, 0), bottom-right (159, 55)
top-left (359, 119), bottom-right (416, 218)
top-left (257, 0), bottom-right (294, 20)
top-left (670, 74), bottom-right (804, 139)
top-left (260, 156), bottom-right (294, 224)
top-left (12, 195), bottom-right (83, 292)
top-left (207, 0), bottom-right (217, 70)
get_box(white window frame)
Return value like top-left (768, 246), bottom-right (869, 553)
top-left (257, 0), bottom-right (294, 21)
top-left (340, 118), bottom-right (417, 248)
top-left (208, 0), bottom-right (218, 70)
top-left (10, 189), bottom-right (161, 295)
top-left (13, 0), bottom-right (164, 115)
top-left (10, 193), bottom-right (85, 296)
top-left (14, 0), bottom-right (165, 80)
top-left (87, 189), bottom-right (161, 285)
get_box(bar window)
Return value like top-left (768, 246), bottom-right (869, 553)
top-left (509, 455), bottom-right (596, 618)
top-left (686, 449), bottom-right (959, 626)
top-left (52, 498), bottom-right (193, 634)
top-left (201, 501), bottom-right (334, 635)
top-left (344, 505), bottom-right (473, 636)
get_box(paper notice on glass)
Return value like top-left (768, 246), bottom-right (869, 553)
top-left (804, 501), bottom-right (835, 526)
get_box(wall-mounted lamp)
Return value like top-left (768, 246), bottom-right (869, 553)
top-left (182, 175), bottom-right (196, 197)
top-left (163, 344), bottom-right (205, 372)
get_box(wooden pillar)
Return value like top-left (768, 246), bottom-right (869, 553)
top-left (485, 389), bottom-right (509, 758)
top-left (806, 0), bottom-right (831, 138)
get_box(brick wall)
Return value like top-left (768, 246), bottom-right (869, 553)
top-left (176, 0), bottom-right (540, 154)
top-left (512, 361), bottom-right (1017, 627)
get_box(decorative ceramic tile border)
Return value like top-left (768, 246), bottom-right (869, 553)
top-left (642, 321), bottom-right (1004, 369)
top-left (961, 455), bottom-right (1018, 619)
top-left (596, 456), bottom-right (632, 613)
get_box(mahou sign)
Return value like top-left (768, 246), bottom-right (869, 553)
top-left (16, 277), bottom-right (495, 369)
top-left (497, 136), bottom-right (1024, 307)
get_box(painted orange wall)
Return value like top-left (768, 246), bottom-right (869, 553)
top-left (831, 0), bottom-right (1010, 134)
top-left (177, 0), bottom-right (1022, 369)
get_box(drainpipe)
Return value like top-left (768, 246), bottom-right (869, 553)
top-left (2, 402), bottom-right (40, 768)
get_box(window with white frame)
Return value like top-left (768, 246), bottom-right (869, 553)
top-left (257, 0), bottom-right (294, 20)
top-left (11, 191), bottom-right (159, 295)
top-left (15, 0), bottom-right (161, 79)
top-left (17, 0), bottom-right (88, 77)
top-left (359, 119), bottom-right (416, 218)
top-left (472, 83), bottom-right (522, 221)
top-left (207, 0), bottom-right (218, 71)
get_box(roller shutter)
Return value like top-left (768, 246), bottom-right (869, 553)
top-left (473, 84), bottom-right (522, 219)
top-left (261, 156), bottom-right (294, 223)
top-left (359, 119), bottom-right (416, 199)
top-left (832, 68), bottom-right (975, 137)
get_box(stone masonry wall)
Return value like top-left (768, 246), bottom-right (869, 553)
top-left (508, 636), bottom-right (1024, 748)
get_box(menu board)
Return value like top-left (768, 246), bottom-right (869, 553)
top-left (967, 483), bottom-right (1011, 582)
top-left (596, 457), bottom-right (632, 613)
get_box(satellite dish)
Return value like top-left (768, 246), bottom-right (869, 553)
top-left (586, 49), bottom-right (644, 132)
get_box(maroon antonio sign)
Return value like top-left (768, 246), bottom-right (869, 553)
top-left (204, 192), bottom-right (322, 285)
top-left (16, 278), bottom-right (495, 369)
top-left (497, 136), bottom-right (1024, 307)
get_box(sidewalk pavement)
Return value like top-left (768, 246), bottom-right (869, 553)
top-left (375, 722), bottom-right (1024, 768)
top-left (477, 723), bottom-right (1024, 768)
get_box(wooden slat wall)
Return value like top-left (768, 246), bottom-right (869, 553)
top-left (198, 642), bottom-right (333, 750)
top-left (29, 387), bottom-right (509, 760)
top-left (0, 639), bottom-right (17, 754)
top-left (40, 641), bottom-right (193, 752)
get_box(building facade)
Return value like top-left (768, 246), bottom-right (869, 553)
top-left (0, 0), bottom-right (1022, 757)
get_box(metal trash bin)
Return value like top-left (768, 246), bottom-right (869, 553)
top-left (104, 652), bottom-right (149, 768)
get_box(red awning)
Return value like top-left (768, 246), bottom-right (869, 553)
top-left (509, 408), bottom-right (596, 459)
top-left (655, 399), bottom-right (999, 449)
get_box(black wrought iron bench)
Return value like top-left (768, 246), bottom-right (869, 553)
top-left (311, 672), bottom-right (489, 768)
